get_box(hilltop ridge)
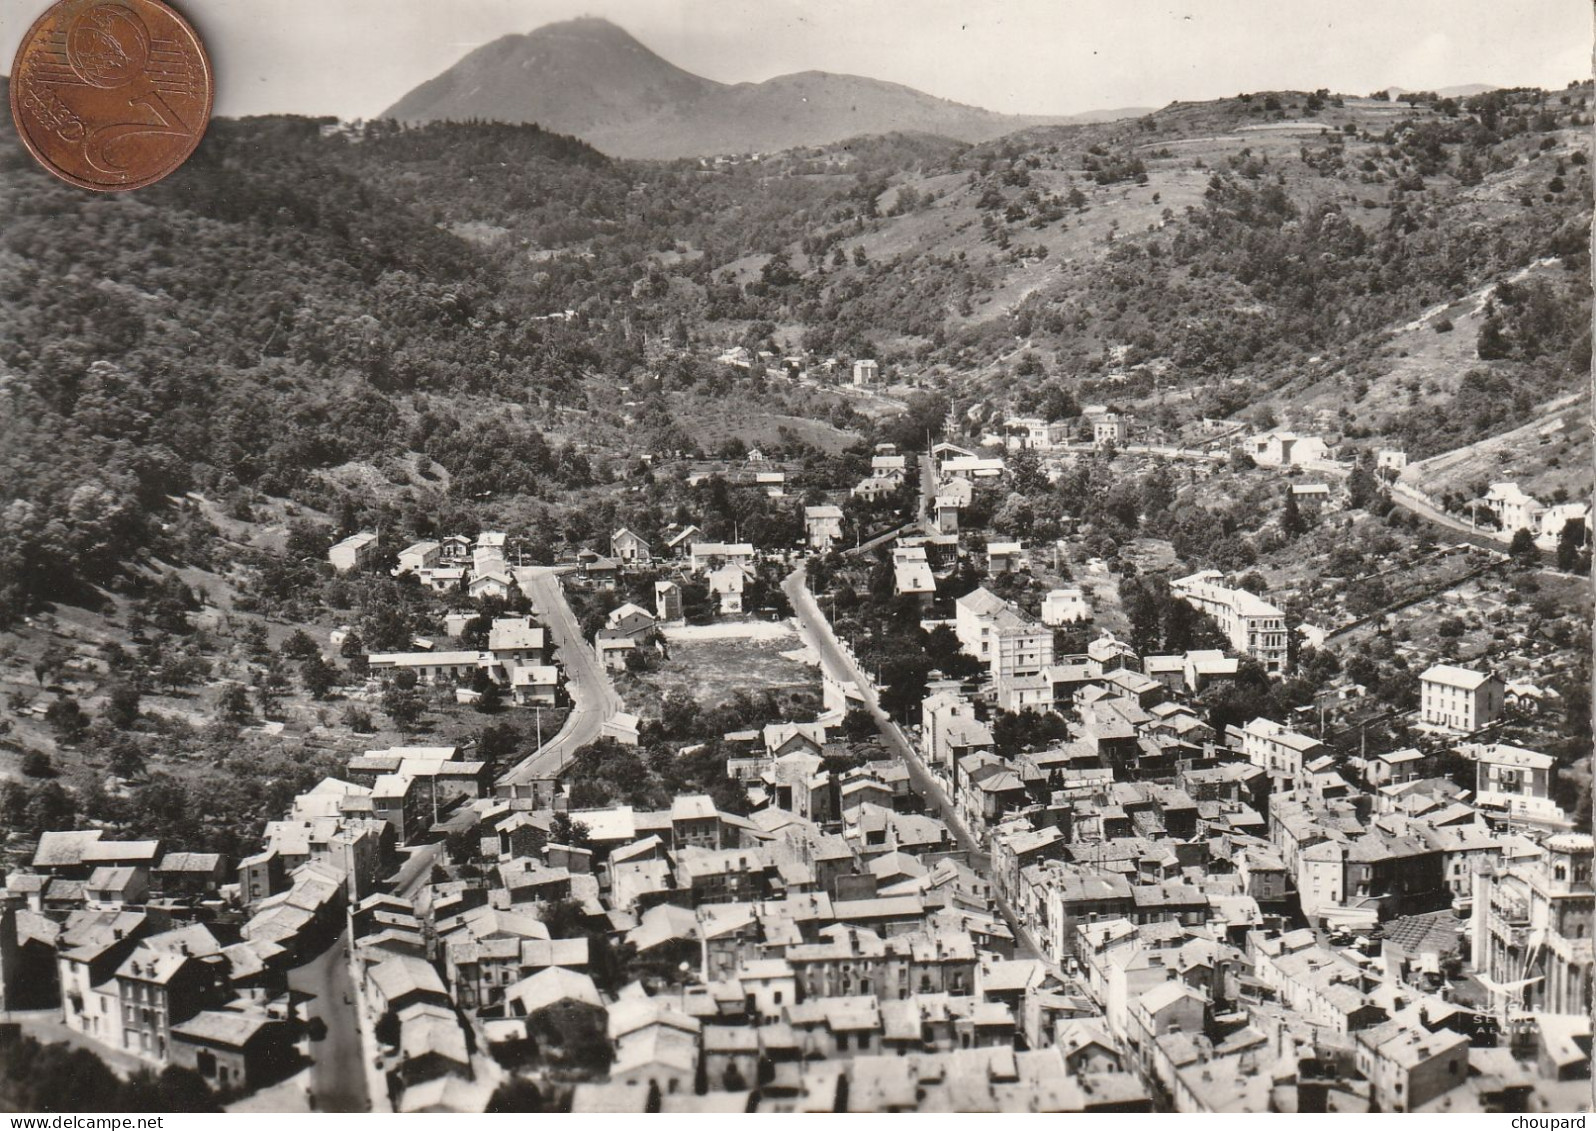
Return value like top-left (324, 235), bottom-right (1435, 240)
top-left (380, 17), bottom-right (1138, 157)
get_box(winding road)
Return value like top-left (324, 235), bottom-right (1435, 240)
top-left (500, 565), bottom-right (622, 788)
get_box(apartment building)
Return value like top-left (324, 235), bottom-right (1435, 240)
top-left (1171, 571), bottom-right (1288, 674)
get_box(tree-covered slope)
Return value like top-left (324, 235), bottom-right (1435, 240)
top-left (0, 81), bottom-right (1589, 623)
top-left (0, 107), bottom-right (619, 619)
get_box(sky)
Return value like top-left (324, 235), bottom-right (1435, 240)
top-left (4, 0), bottom-right (1589, 120)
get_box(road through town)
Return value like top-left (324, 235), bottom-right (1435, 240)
top-left (501, 565), bottom-right (622, 787)
top-left (288, 933), bottom-right (369, 1114)
top-left (782, 564), bottom-right (1051, 967)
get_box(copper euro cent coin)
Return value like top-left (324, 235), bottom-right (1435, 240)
top-left (10, 0), bottom-right (213, 191)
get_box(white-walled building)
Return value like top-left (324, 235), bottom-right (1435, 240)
top-left (393, 540), bottom-right (441, 577)
top-left (1092, 415), bottom-right (1126, 448)
top-left (1470, 833), bottom-right (1593, 1018)
top-left (1483, 482), bottom-right (1544, 535)
top-left (922, 690), bottom-right (995, 770)
top-left (805, 506), bottom-right (845, 551)
top-left (1536, 502), bottom-right (1589, 550)
top-left (954, 588), bottom-right (1055, 683)
top-left (329, 532), bottom-right (379, 573)
top-left (1250, 432), bottom-right (1330, 468)
top-left (1170, 571), bottom-right (1289, 674)
top-left (1241, 718), bottom-right (1325, 794)
top-left (1419, 665), bottom-right (1504, 734)
top-left (1041, 588), bottom-right (1090, 626)
top-left (1463, 742), bottom-right (1565, 825)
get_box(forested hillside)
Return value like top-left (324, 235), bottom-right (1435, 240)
top-left (0, 79), bottom-right (1589, 622)
top-left (0, 109), bottom-right (623, 621)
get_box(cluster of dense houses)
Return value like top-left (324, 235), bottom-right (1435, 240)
top-left (715, 349), bottom-right (885, 393)
top-left (2, 601), bottom-right (1588, 1113)
top-left (364, 614), bottom-right (561, 709)
top-left (330, 531), bottom-right (571, 709)
top-left (330, 721), bottom-right (1170, 1113)
top-left (327, 530), bottom-right (526, 603)
top-left (1, 832), bottom-right (305, 1094)
top-left (896, 590), bottom-right (1589, 1112)
top-left (586, 525), bottom-right (761, 621)
top-left (945, 405), bottom-right (1337, 465)
top-left (4, 414), bottom-right (1588, 1113)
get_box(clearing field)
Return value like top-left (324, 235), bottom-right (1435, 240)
top-left (1070, 556), bottom-right (1132, 639)
top-left (663, 620), bottom-right (801, 643)
top-left (1336, 567), bottom-right (1589, 677)
top-left (618, 620), bottom-right (821, 719)
top-left (1270, 257), bottom-right (1573, 439)
top-left (1399, 396), bottom-right (1590, 504)
top-left (670, 396), bottom-right (862, 456)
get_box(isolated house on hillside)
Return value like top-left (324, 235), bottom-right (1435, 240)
top-left (1290, 482), bottom-right (1332, 513)
top-left (1042, 588), bottom-right (1089, 626)
top-left (1483, 482), bottom-right (1544, 535)
top-left (329, 532), bottom-right (379, 573)
top-left (1251, 432), bottom-right (1329, 468)
top-left (1093, 415), bottom-right (1126, 447)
